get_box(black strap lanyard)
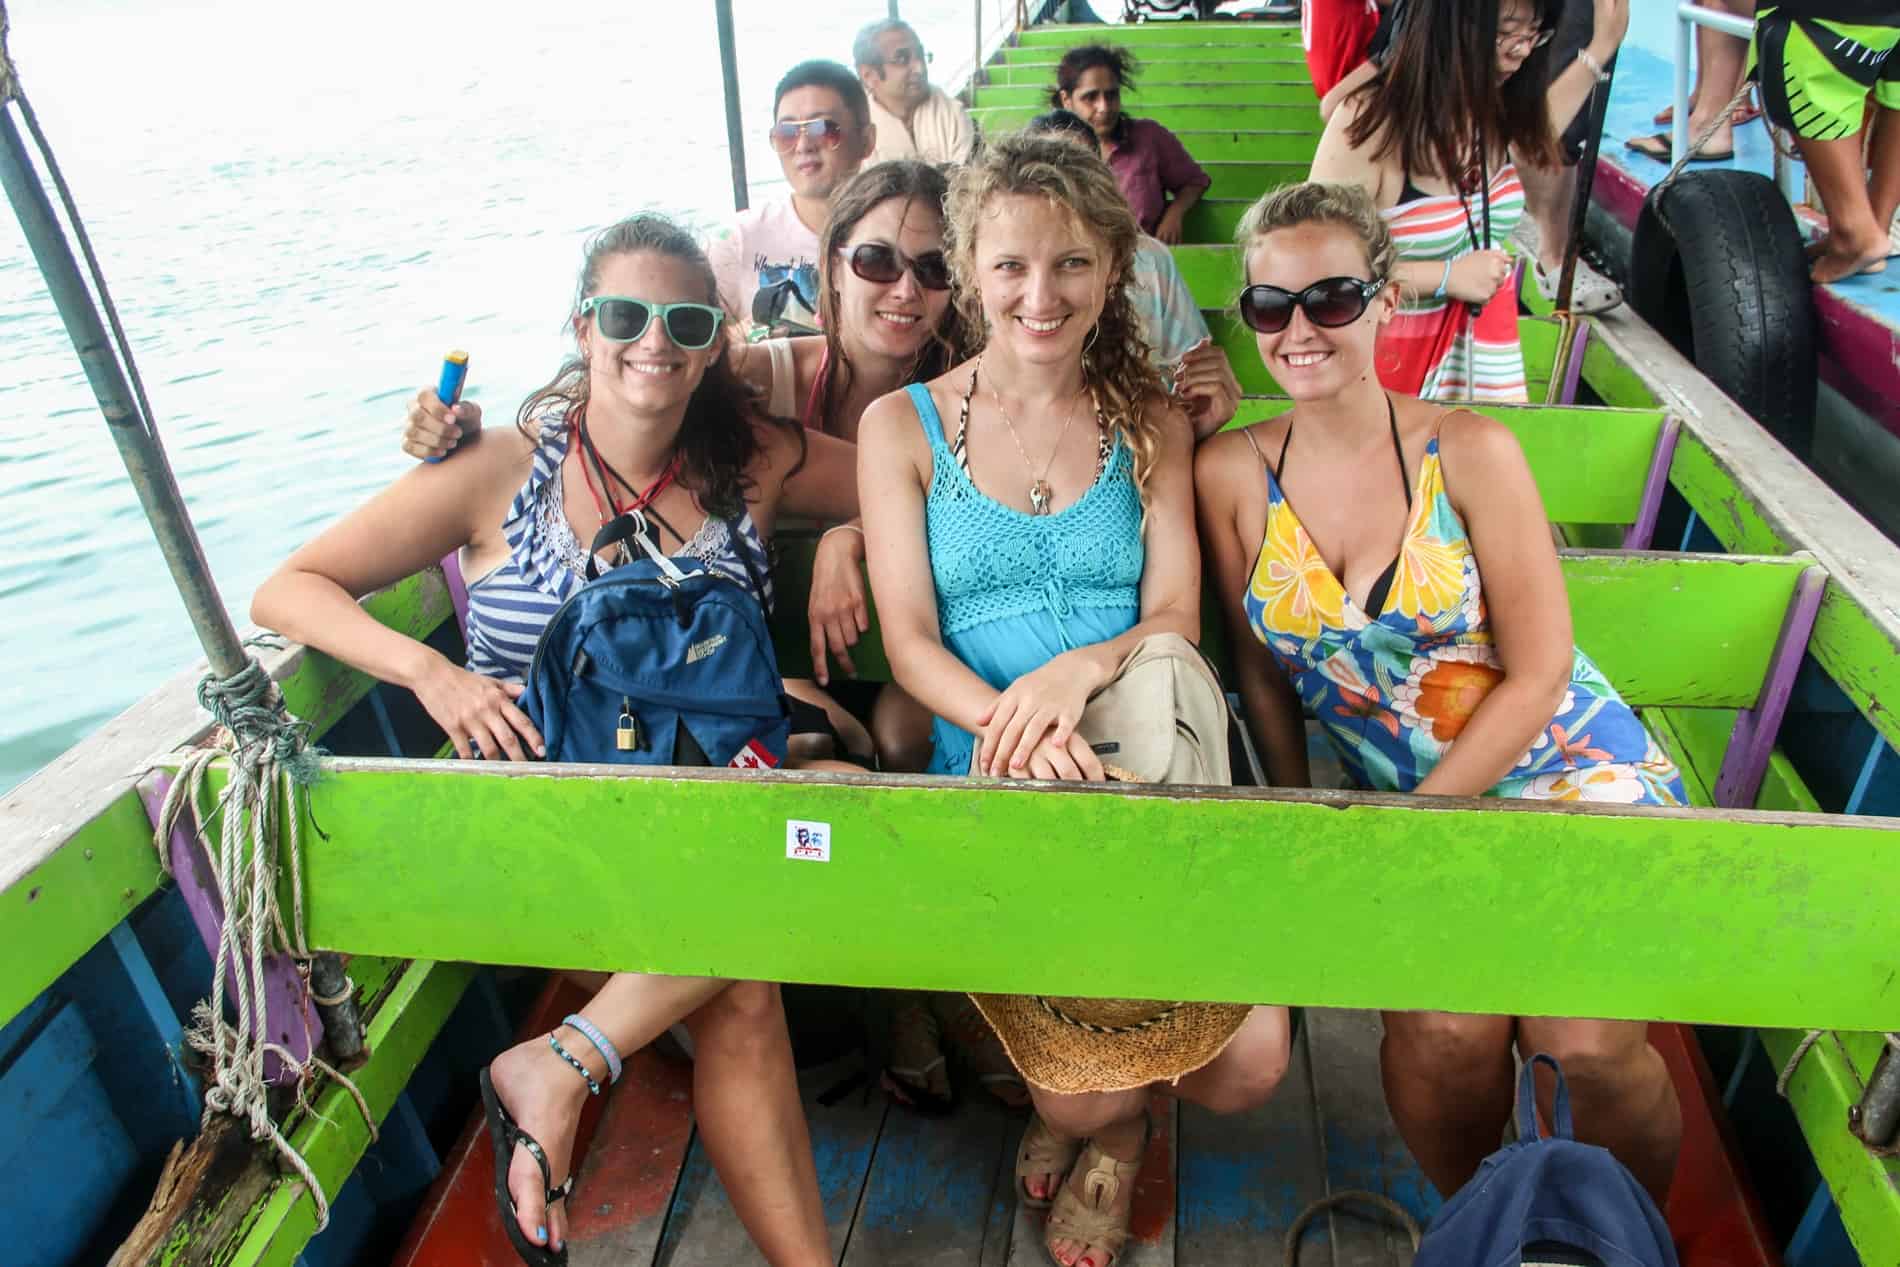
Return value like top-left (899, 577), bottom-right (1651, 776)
top-left (1455, 135), bottom-right (1491, 319)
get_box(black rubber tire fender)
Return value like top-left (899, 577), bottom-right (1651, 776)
top-left (1626, 168), bottom-right (1817, 457)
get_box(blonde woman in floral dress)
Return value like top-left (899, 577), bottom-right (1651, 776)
top-left (1196, 181), bottom-right (1685, 1208)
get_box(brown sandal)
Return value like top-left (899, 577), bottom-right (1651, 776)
top-left (1015, 1113), bottom-right (1084, 1210)
top-left (1043, 1119), bottom-right (1149, 1267)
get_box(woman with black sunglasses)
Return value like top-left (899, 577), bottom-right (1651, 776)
top-left (255, 213), bottom-right (856, 1267)
top-left (1308, 0), bottom-right (1627, 400)
top-left (1197, 180), bottom-right (1685, 1210)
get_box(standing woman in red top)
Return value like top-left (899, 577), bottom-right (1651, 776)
top-left (1051, 45), bottom-right (1212, 245)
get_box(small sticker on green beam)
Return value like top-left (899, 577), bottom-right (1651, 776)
top-left (787, 821), bottom-right (831, 862)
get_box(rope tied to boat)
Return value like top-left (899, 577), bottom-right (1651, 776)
top-left (1652, 80), bottom-right (1759, 208)
top-left (152, 655), bottom-right (373, 1231)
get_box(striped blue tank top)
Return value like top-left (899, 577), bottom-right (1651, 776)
top-left (464, 416), bottom-right (774, 682)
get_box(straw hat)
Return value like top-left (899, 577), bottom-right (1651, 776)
top-left (968, 993), bottom-right (1254, 1095)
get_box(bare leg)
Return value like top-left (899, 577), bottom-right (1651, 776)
top-left (1521, 162), bottom-right (1580, 275)
top-left (1867, 105), bottom-right (1900, 247)
top-left (487, 972), bottom-right (730, 1250)
top-left (1030, 1084), bottom-right (1151, 1267)
top-left (1516, 1017), bottom-right (1680, 1207)
top-left (1800, 130), bottom-right (1892, 281)
top-left (784, 676), bottom-right (874, 761)
top-left (1169, 1005), bottom-right (1293, 1113)
top-left (1687, 18), bottom-right (1750, 158)
top-left (871, 682), bottom-right (936, 773)
top-left (1379, 1010), bottom-right (1517, 1197)
top-left (683, 982), bottom-right (833, 1266)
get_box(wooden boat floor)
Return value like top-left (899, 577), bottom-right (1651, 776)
top-left (396, 1004), bottom-right (1436, 1267)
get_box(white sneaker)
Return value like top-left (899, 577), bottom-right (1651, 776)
top-left (1533, 255), bottom-right (1623, 315)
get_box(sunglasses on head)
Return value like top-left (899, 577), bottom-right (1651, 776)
top-left (580, 296), bottom-right (726, 349)
top-left (768, 118), bottom-right (846, 153)
top-left (840, 242), bottom-right (952, 292)
top-left (1238, 276), bottom-right (1387, 335)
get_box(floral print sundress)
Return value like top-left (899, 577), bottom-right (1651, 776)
top-left (1240, 427), bottom-right (1686, 804)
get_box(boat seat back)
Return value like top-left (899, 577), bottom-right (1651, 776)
top-left (768, 541), bottom-right (1818, 715)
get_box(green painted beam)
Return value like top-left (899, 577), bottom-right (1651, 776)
top-left (203, 960), bottom-right (473, 1267)
top-left (1173, 244), bottom-right (1245, 305)
top-left (1581, 327), bottom-right (1663, 411)
top-left (972, 104), bottom-right (1321, 137)
top-left (277, 571), bottom-right (452, 741)
top-left (1171, 130), bottom-right (1321, 163)
top-left (1183, 198), bottom-right (1250, 243)
top-left (1761, 1029), bottom-right (1900, 1267)
top-left (1000, 46), bottom-right (1308, 65)
top-left (1203, 160), bottom-right (1309, 200)
top-left (260, 758), bottom-right (1900, 1031)
top-left (1649, 697), bottom-right (1900, 1267)
top-left (983, 62), bottom-right (1313, 86)
top-left (1015, 22), bottom-right (1302, 47)
top-left (973, 82), bottom-right (1318, 109)
top-left (3, 787), bottom-right (164, 1030)
top-left (1227, 399), bottom-right (1669, 525)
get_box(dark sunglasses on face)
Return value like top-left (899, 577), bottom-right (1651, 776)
top-left (1238, 276), bottom-right (1387, 335)
top-left (580, 296), bottom-right (726, 349)
top-left (840, 242), bottom-right (952, 292)
top-left (768, 118), bottom-right (846, 153)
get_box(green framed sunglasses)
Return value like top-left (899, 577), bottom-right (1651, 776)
top-left (580, 296), bottom-right (726, 350)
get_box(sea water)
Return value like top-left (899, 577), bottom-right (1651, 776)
top-left (0, 0), bottom-right (1045, 793)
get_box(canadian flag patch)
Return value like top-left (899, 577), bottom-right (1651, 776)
top-left (728, 738), bottom-right (781, 770)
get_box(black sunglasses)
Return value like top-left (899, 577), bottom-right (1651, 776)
top-left (1238, 276), bottom-right (1387, 334)
top-left (580, 296), bottom-right (726, 350)
top-left (840, 242), bottom-right (952, 292)
top-left (768, 118), bottom-right (846, 153)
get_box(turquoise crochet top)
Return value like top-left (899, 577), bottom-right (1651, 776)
top-left (906, 383), bottom-right (1144, 775)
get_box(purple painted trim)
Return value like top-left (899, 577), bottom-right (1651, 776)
top-left (1558, 321), bottom-right (1589, 405)
top-left (1594, 157), bottom-right (1647, 234)
top-left (1622, 416), bottom-right (1681, 550)
top-left (140, 775), bottom-right (322, 1085)
top-left (1713, 566), bottom-right (1827, 809)
top-left (441, 550), bottom-right (470, 639)
top-left (1815, 290), bottom-right (1900, 443)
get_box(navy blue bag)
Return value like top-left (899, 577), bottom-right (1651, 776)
top-left (1413, 1054), bottom-right (1679, 1267)
top-left (520, 511), bottom-right (790, 769)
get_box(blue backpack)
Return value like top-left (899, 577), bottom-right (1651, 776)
top-left (1414, 1054), bottom-right (1679, 1267)
top-left (521, 511), bottom-right (790, 769)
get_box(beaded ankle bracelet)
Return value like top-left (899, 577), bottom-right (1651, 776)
top-left (562, 1013), bottom-right (624, 1085)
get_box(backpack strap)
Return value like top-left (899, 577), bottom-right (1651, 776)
top-left (586, 510), bottom-right (694, 584)
top-left (1517, 1053), bottom-right (1576, 1142)
top-left (724, 514), bottom-right (772, 614)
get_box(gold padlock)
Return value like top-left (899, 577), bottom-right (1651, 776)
top-left (616, 711), bottom-right (639, 752)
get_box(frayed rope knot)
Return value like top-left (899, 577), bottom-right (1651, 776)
top-left (155, 655), bottom-right (367, 1230)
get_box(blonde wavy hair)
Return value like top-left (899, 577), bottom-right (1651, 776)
top-left (944, 132), bottom-right (1168, 504)
top-left (1235, 180), bottom-right (1398, 283)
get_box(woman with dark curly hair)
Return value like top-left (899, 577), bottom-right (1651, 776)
top-left (254, 213), bottom-right (855, 1267)
top-left (858, 133), bottom-right (1289, 1267)
top-left (1050, 44), bottom-right (1211, 245)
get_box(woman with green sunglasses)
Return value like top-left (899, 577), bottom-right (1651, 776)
top-left (254, 213), bottom-right (858, 1267)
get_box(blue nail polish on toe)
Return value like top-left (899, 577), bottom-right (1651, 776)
top-left (535, 1226), bottom-right (547, 1243)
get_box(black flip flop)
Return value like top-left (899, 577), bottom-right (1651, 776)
top-left (1625, 132), bottom-right (1734, 164)
top-left (479, 1067), bottom-right (573, 1266)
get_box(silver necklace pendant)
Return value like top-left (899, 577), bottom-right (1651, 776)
top-left (1030, 479), bottom-right (1052, 515)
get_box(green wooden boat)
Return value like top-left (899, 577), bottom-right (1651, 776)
top-left (5, 10), bottom-right (1898, 1267)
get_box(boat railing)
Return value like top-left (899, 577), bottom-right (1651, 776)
top-left (1672, 2), bottom-right (1805, 203)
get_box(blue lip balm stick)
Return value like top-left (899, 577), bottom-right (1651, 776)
top-left (423, 350), bottom-right (469, 464)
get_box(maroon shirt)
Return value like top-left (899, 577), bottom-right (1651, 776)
top-left (1104, 117), bottom-right (1211, 234)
